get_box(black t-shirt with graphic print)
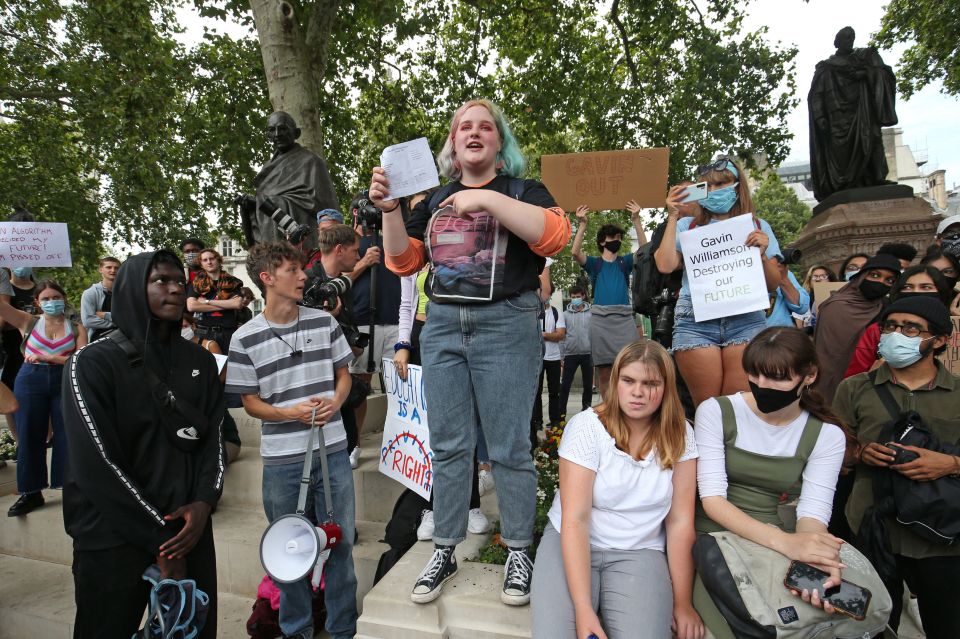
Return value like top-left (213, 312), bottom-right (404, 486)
top-left (404, 175), bottom-right (558, 304)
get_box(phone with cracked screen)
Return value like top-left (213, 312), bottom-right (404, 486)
top-left (784, 561), bottom-right (871, 621)
top-left (681, 181), bottom-right (708, 203)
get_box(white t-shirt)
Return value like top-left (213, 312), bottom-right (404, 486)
top-left (542, 305), bottom-right (566, 362)
top-left (694, 393), bottom-right (846, 526)
top-left (547, 409), bottom-right (698, 551)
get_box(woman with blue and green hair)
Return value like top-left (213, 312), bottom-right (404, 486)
top-left (369, 98), bottom-right (571, 607)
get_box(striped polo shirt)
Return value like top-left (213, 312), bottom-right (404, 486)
top-left (225, 306), bottom-right (352, 465)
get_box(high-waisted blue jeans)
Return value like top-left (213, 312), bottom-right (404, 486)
top-left (14, 362), bottom-right (66, 494)
top-left (421, 290), bottom-right (542, 547)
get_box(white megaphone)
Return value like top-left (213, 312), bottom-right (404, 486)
top-left (259, 407), bottom-right (343, 589)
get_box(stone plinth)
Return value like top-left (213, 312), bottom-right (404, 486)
top-left (794, 195), bottom-right (938, 275)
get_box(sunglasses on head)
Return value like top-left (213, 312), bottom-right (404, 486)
top-left (696, 158), bottom-right (736, 176)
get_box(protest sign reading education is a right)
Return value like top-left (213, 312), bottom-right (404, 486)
top-left (678, 215), bottom-right (769, 322)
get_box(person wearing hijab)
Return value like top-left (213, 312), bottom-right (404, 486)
top-left (813, 253), bottom-right (901, 404)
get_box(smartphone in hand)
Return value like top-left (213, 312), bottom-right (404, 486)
top-left (681, 182), bottom-right (708, 203)
top-left (784, 561), bottom-right (872, 621)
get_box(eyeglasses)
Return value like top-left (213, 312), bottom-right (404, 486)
top-left (696, 158), bottom-right (735, 176)
top-left (880, 320), bottom-right (931, 338)
top-left (811, 274), bottom-right (831, 282)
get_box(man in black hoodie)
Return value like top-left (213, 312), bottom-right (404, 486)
top-left (62, 250), bottom-right (225, 638)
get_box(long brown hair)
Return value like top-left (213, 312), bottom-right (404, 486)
top-left (741, 327), bottom-right (848, 434)
top-left (692, 157), bottom-right (755, 228)
top-left (594, 340), bottom-right (688, 468)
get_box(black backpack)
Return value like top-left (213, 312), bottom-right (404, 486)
top-left (631, 241), bottom-right (667, 316)
top-left (866, 370), bottom-right (960, 546)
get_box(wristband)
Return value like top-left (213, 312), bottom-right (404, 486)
top-left (394, 341), bottom-right (412, 352)
top-left (383, 203), bottom-right (400, 213)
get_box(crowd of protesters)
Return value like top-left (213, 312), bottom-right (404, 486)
top-left (2, 99), bottom-right (959, 639)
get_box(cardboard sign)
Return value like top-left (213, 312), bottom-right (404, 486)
top-left (679, 215), bottom-right (769, 322)
top-left (540, 148), bottom-right (669, 212)
top-left (0, 222), bottom-right (72, 267)
top-left (379, 358), bottom-right (433, 500)
top-left (938, 317), bottom-right (960, 376)
top-left (812, 281), bottom-right (846, 314)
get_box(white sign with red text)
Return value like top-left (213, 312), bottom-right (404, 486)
top-left (379, 358), bottom-right (433, 500)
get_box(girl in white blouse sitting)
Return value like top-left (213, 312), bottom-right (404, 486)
top-left (531, 340), bottom-right (704, 639)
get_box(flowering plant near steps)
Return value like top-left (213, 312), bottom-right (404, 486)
top-left (0, 429), bottom-right (16, 461)
top-left (475, 422), bottom-right (564, 565)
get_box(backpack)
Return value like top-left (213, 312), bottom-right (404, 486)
top-left (539, 305), bottom-right (559, 331)
top-left (631, 241), bottom-right (667, 316)
top-left (866, 370), bottom-right (960, 545)
top-left (694, 532), bottom-right (891, 639)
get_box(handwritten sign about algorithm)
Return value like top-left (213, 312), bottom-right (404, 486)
top-left (0, 222), bottom-right (72, 267)
top-left (678, 215), bottom-right (769, 322)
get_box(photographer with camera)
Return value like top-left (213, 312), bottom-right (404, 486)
top-left (303, 224), bottom-right (367, 464)
top-left (344, 191), bottom-right (402, 469)
top-left (765, 249), bottom-right (809, 328)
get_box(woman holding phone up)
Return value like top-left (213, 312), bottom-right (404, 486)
top-left (654, 158), bottom-right (783, 407)
top-left (369, 99), bottom-right (571, 606)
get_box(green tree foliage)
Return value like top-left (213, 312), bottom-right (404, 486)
top-left (3, 0), bottom-right (800, 294)
top-left (751, 173), bottom-right (810, 249)
top-left (873, 0), bottom-right (960, 98)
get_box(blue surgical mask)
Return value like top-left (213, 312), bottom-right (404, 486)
top-left (700, 183), bottom-right (738, 214)
top-left (844, 269), bottom-right (859, 281)
top-left (570, 298), bottom-right (585, 308)
top-left (878, 331), bottom-right (934, 369)
top-left (40, 299), bottom-right (65, 316)
top-left (12, 267), bottom-right (32, 278)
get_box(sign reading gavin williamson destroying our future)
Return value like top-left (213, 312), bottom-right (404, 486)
top-left (678, 215), bottom-right (769, 322)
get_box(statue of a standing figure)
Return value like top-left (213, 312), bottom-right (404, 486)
top-left (236, 111), bottom-right (334, 251)
top-left (808, 27), bottom-right (898, 201)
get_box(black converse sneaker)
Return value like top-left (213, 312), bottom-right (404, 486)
top-left (411, 545), bottom-right (458, 604)
top-left (501, 546), bottom-right (534, 605)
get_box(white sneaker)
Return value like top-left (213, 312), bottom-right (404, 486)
top-left (467, 507), bottom-right (491, 534)
top-left (349, 447), bottom-right (361, 469)
top-left (417, 510), bottom-right (435, 541)
top-left (478, 469), bottom-right (495, 496)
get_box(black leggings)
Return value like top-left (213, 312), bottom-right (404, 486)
top-left (885, 554), bottom-right (960, 638)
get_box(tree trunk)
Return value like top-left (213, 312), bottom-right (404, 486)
top-left (249, 0), bottom-right (338, 208)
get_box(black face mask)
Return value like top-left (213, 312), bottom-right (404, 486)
top-left (604, 240), bottom-right (622, 253)
top-left (859, 279), bottom-right (892, 301)
top-left (749, 380), bottom-right (803, 414)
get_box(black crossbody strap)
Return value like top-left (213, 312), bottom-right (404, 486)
top-left (869, 369), bottom-right (902, 423)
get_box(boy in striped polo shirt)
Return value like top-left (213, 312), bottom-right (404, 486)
top-left (226, 241), bottom-right (357, 639)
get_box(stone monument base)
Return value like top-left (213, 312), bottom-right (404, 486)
top-left (794, 193), bottom-right (938, 275)
top-left (811, 183), bottom-right (914, 216)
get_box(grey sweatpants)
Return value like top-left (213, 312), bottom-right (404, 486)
top-left (531, 523), bottom-right (674, 639)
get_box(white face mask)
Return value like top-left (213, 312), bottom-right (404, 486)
top-left (181, 327), bottom-right (195, 341)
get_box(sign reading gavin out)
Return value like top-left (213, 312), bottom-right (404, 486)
top-left (379, 358), bottom-right (433, 500)
top-left (678, 215), bottom-right (769, 322)
top-left (540, 148), bottom-right (669, 212)
top-left (0, 222), bottom-right (72, 267)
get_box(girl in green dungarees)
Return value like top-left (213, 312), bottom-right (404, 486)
top-left (692, 327), bottom-right (850, 638)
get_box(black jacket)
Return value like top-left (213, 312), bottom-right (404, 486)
top-left (62, 251), bottom-right (225, 554)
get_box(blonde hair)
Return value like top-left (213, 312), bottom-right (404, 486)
top-left (594, 340), bottom-right (687, 468)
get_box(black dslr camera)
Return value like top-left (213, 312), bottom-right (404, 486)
top-left (651, 288), bottom-right (678, 342)
top-left (300, 274), bottom-right (369, 350)
top-left (353, 191), bottom-right (382, 231)
top-left (778, 247), bottom-right (803, 266)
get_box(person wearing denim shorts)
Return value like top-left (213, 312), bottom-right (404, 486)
top-left (370, 99), bottom-right (571, 606)
top-left (654, 158), bottom-right (783, 407)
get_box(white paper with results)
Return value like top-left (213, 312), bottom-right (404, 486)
top-left (380, 137), bottom-right (440, 200)
top-left (678, 215), bottom-right (769, 322)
